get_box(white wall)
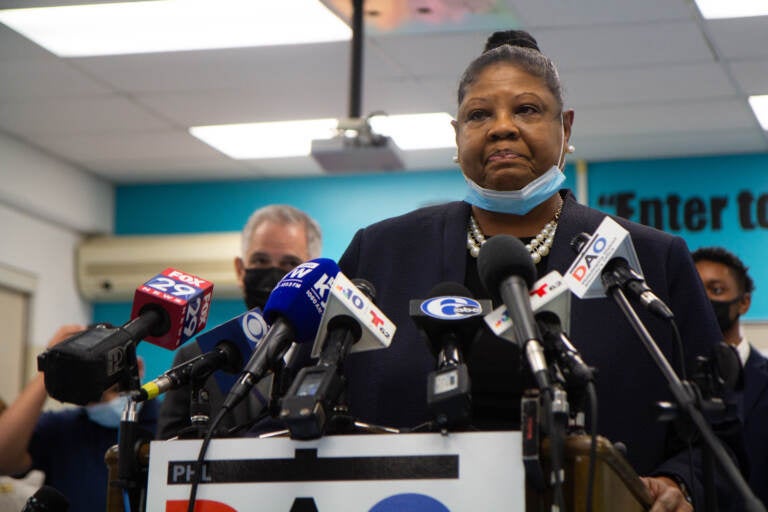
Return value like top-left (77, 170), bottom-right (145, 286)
top-left (0, 132), bottom-right (113, 347)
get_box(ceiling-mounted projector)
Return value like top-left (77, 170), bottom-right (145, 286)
top-left (311, 117), bottom-right (405, 173)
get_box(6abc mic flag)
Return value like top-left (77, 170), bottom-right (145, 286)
top-left (130, 268), bottom-right (213, 349)
top-left (484, 270), bottom-right (572, 340)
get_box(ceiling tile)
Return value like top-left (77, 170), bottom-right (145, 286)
top-left (0, 95), bottom-right (172, 136)
top-left (562, 62), bottom-right (734, 108)
top-left (705, 17), bottom-right (768, 60)
top-left (0, 58), bottom-right (112, 100)
top-left (573, 98), bottom-right (756, 137)
top-left (730, 59), bottom-right (768, 95)
top-left (513, 0), bottom-right (691, 27)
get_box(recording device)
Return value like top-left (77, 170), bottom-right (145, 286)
top-left (565, 216), bottom-right (673, 319)
top-left (22, 485), bottom-right (69, 512)
top-left (477, 235), bottom-right (552, 395)
top-left (281, 276), bottom-right (393, 439)
top-left (221, 259), bottom-right (340, 414)
top-left (37, 268), bottom-right (213, 405)
top-left (409, 282), bottom-right (491, 428)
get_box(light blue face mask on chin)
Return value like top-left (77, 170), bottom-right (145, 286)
top-left (85, 394), bottom-right (140, 429)
top-left (463, 165), bottom-right (565, 215)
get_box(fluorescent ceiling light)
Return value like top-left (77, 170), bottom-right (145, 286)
top-left (191, 119), bottom-right (339, 159)
top-left (190, 113), bottom-right (456, 160)
top-left (0, 0), bottom-right (351, 57)
top-left (749, 95), bottom-right (768, 130)
top-left (695, 0), bottom-right (768, 19)
top-left (370, 113), bottom-right (456, 150)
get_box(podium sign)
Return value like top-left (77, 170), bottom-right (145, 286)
top-left (146, 432), bottom-right (524, 511)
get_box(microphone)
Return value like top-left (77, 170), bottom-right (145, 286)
top-left (280, 276), bottom-right (394, 439)
top-left (485, 270), bottom-right (572, 340)
top-left (194, 308), bottom-right (269, 397)
top-left (564, 216), bottom-right (673, 319)
top-left (410, 282), bottom-right (491, 428)
top-left (309, 272), bottom-right (395, 358)
top-left (535, 310), bottom-right (594, 388)
top-left (37, 268), bottom-right (213, 405)
top-left (130, 267), bottom-right (215, 349)
top-left (221, 258), bottom-right (340, 414)
top-left (22, 485), bottom-right (69, 512)
top-left (477, 235), bottom-right (552, 395)
top-left (137, 341), bottom-right (242, 402)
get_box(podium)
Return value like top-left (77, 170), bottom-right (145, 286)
top-left (526, 435), bottom-right (652, 512)
top-left (106, 432), bottom-right (651, 511)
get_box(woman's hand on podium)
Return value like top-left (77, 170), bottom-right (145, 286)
top-left (640, 476), bottom-right (693, 512)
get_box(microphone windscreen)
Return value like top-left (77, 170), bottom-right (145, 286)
top-left (427, 281), bottom-right (473, 298)
top-left (263, 258), bottom-right (341, 344)
top-left (130, 268), bottom-right (213, 349)
top-left (351, 278), bottom-right (376, 301)
top-left (477, 235), bottom-right (537, 300)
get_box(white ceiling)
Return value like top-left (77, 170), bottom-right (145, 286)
top-left (0, 0), bottom-right (766, 184)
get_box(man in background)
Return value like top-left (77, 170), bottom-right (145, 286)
top-left (156, 204), bottom-right (322, 439)
top-left (693, 246), bottom-right (768, 506)
top-left (0, 325), bottom-right (158, 511)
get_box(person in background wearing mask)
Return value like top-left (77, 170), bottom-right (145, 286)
top-left (156, 204), bottom-right (322, 439)
top-left (693, 246), bottom-right (768, 507)
top-left (0, 325), bottom-right (158, 511)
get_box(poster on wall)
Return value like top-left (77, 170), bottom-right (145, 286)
top-left (587, 154), bottom-right (768, 317)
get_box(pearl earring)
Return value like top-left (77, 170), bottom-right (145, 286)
top-left (567, 144), bottom-right (575, 154)
top-left (452, 155), bottom-right (459, 163)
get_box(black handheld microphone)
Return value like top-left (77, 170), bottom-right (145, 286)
top-left (22, 485), bottom-right (69, 512)
top-left (410, 282), bottom-right (491, 428)
top-left (477, 235), bottom-right (552, 395)
top-left (535, 310), bottom-right (594, 388)
top-left (37, 268), bottom-right (212, 405)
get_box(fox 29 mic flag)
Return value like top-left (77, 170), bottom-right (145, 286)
top-left (130, 268), bottom-right (213, 349)
top-left (564, 216), bottom-right (644, 299)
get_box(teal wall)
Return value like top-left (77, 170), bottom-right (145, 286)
top-left (99, 166), bottom-right (576, 381)
top-left (93, 154), bottom-right (768, 381)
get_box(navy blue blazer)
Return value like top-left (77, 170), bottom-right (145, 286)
top-left (742, 345), bottom-right (768, 506)
top-left (337, 191), bottom-right (722, 482)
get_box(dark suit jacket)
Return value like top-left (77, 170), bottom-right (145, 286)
top-left (338, 191), bottom-right (721, 488)
top-left (742, 345), bottom-right (768, 506)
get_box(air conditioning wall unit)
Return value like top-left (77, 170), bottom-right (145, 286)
top-left (77, 233), bottom-right (241, 302)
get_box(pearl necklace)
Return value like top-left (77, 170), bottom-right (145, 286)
top-left (466, 205), bottom-right (562, 264)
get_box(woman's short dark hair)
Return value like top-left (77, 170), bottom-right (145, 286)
top-left (457, 29), bottom-right (564, 109)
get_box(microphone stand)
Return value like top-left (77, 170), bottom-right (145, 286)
top-left (116, 344), bottom-right (152, 512)
top-left (604, 281), bottom-right (765, 512)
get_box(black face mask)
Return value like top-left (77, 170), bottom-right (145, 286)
top-left (710, 297), bottom-right (741, 333)
top-left (242, 267), bottom-right (286, 310)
